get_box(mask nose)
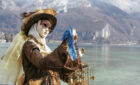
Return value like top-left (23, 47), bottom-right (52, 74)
top-left (43, 28), bottom-right (50, 34)
top-left (45, 28), bottom-right (49, 31)
top-left (45, 28), bottom-right (50, 33)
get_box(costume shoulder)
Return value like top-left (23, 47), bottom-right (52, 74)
top-left (22, 40), bottom-right (41, 59)
top-left (23, 40), bottom-right (40, 51)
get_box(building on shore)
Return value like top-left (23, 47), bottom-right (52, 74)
top-left (0, 39), bottom-right (6, 43)
top-left (93, 23), bottom-right (111, 40)
top-left (0, 32), bottom-right (6, 43)
top-left (0, 32), bottom-right (14, 43)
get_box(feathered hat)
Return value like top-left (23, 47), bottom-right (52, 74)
top-left (21, 8), bottom-right (57, 37)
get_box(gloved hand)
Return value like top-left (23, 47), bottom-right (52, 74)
top-left (79, 63), bottom-right (88, 69)
top-left (56, 39), bottom-right (69, 64)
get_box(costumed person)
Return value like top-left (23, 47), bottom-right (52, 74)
top-left (0, 8), bottom-right (86, 85)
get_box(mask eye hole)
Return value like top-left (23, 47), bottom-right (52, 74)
top-left (41, 20), bottom-right (52, 30)
top-left (43, 24), bottom-right (47, 27)
top-left (41, 23), bottom-right (49, 28)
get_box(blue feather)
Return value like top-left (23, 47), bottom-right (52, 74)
top-left (62, 26), bottom-right (77, 61)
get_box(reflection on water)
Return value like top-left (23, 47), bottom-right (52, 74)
top-left (81, 44), bottom-right (140, 85)
top-left (0, 43), bottom-right (140, 85)
top-left (101, 45), bottom-right (110, 68)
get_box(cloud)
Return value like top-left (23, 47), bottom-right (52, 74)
top-left (100, 0), bottom-right (140, 13)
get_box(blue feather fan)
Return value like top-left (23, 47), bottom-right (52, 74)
top-left (62, 26), bottom-right (77, 61)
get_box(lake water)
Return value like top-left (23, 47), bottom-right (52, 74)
top-left (0, 43), bottom-right (140, 85)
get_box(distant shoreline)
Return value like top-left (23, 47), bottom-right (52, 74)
top-left (1, 41), bottom-right (140, 47)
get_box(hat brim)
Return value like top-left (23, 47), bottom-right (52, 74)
top-left (23, 13), bottom-right (57, 36)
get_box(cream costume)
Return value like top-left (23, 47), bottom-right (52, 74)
top-left (0, 31), bottom-right (27, 84)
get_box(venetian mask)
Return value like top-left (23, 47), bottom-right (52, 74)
top-left (36, 20), bottom-right (52, 38)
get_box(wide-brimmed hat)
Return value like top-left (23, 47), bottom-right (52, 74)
top-left (21, 8), bottom-right (57, 36)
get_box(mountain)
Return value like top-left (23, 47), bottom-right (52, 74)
top-left (0, 0), bottom-right (140, 44)
top-left (0, 10), bottom-right (21, 33)
top-left (91, 0), bottom-right (140, 13)
top-left (53, 6), bottom-right (140, 44)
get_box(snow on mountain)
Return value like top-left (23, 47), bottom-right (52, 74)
top-left (0, 0), bottom-right (91, 13)
top-left (0, 0), bottom-right (20, 11)
top-left (98, 0), bottom-right (140, 13)
top-left (1, 0), bottom-right (140, 14)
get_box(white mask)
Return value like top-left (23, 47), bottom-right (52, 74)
top-left (36, 20), bottom-right (51, 38)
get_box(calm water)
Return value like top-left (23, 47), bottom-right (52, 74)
top-left (0, 43), bottom-right (140, 85)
